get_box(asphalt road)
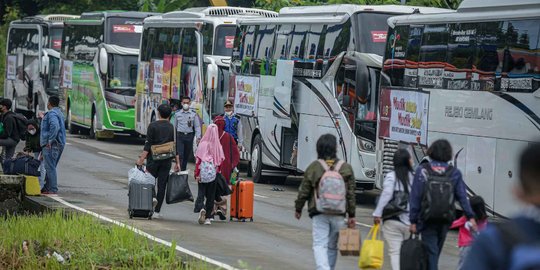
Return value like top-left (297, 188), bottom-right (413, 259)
top-left (52, 134), bottom-right (460, 270)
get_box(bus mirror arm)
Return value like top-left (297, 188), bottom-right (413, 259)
top-left (356, 60), bottom-right (369, 102)
top-left (206, 58), bottom-right (218, 91)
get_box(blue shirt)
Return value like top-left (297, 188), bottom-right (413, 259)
top-left (40, 107), bottom-right (66, 147)
top-left (409, 161), bottom-right (474, 226)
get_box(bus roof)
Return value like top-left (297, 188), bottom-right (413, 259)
top-left (183, 7), bottom-right (277, 18)
top-left (279, 4), bottom-right (450, 17)
top-left (143, 7), bottom-right (277, 27)
top-left (388, 0), bottom-right (539, 27)
top-left (80, 11), bottom-right (159, 20)
top-left (11, 14), bottom-right (79, 27)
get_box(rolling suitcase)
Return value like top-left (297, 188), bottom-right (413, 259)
top-left (230, 180), bottom-right (254, 222)
top-left (128, 182), bottom-right (154, 219)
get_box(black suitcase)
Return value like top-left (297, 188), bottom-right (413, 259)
top-left (400, 234), bottom-right (428, 270)
top-left (128, 182), bottom-right (154, 219)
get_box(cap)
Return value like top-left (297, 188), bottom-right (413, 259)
top-left (224, 100), bottom-right (233, 107)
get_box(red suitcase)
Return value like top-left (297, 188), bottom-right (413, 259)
top-left (230, 180), bottom-right (254, 222)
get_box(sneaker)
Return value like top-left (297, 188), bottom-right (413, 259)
top-left (152, 198), bottom-right (158, 208)
top-left (204, 218), bottom-right (211, 225)
top-left (210, 218), bottom-right (215, 222)
top-left (217, 209), bottom-right (226, 221)
top-left (198, 209), bottom-right (206, 225)
top-left (153, 212), bottom-right (161, 219)
top-left (41, 191), bottom-right (57, 195)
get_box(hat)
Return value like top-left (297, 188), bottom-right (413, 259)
top-left (224, 100), bottom-right (233, 107)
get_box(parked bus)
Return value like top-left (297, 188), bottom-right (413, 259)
top-left (231, 5), bottom-right (448, 185)
top-left (376, 0), bottom-right (540, 217)
top-left (61, 11), bottom-right (157, 139)
top-left (134, 7), bottom-right (277, 136)
top-left (4, 14), bottom-right (79, 118)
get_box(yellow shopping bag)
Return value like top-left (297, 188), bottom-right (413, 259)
top-left (358, 224), bottom-right (384, 269)
top-left (25, 175), bottom-right (41, 196)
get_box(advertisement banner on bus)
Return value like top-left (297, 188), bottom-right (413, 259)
top-left (62, 60), bottom-right (73, 88)
top-left (171, 55), bottom-right (182, 100)
top-left (136, 61), bottom-right (150, 94)
top-left (379, 88), bottom-right (429, 146)
top-left (6, 55), bottom-right (17, 80)
top-left (234, 75), bottom-right (259, 116)
top-left (152, 59), bottom-right (163, 94)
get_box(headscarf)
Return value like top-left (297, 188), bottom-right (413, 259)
top-left (214, 116), bottom-right (226, 135)
top-left (213, 116), bottom-right (240, 183)
top-left (195, 124), bottom-right (225, 165)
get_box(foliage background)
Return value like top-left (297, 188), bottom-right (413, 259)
top-left (0, 0), bottom-right (462, 95)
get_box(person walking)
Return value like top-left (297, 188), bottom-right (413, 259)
top-left (372, 149), bottom-right (414, 270)
top-left (40, 96), bottom-right (66, 194)
top-left (173, 96), bottom-right (201, 171)
top-left (194, 124), bottom-right (224, 225)
top-left (222, 100), bottom-right (243, 149)
top-left (409, 139), bottom-right (477, 270)
top-left (24, 120), bottom-right (46, 189)
top-left (137, 104), bottom-right (180, 219)
top-left (295, 134), bottom-right (356, 270)
top-left (450, 195), bottom-right (488, 270)
top-left (0, 99), bottom-right (20, 160)
top-left (463, 143), bottom-right (540, 270)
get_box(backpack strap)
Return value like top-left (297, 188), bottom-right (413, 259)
top-left (318, 159), bottom-right (330, 171)
top-left (333, 160), bottom-right (345, 172)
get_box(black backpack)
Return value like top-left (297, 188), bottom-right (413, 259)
top-left (400, 234), bottom-right (428, 270)
top-left (13, 113), bottom-right (28, 141)
top-left (421, 164), bottom-right (456, 223)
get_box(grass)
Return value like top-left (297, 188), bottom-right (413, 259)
top-left (0, 211), bottom-right (210, 269)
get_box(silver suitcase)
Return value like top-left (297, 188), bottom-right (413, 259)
top-left (128, 182), bottom-right (154, 219)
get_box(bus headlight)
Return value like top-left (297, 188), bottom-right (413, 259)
top-left (107, 101), bottom-right (128, 110)
top-left (357, 138), bottom-right (375, 152)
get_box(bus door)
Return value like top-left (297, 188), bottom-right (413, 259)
top-left (273, 60), bottom-right (295, 168)
top-left (180, 27), bottom-right (205, 124)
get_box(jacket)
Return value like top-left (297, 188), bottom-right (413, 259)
top-left (372, 171), bottom-right (413, 225)
top-left (295, 159), bottom-right (356, 218)
top-left (409, 161), bottom-right (474, 226)
top-left (450, 216), bottom-right (488, 247)
top-left (24, 120), bottom-right (41, 153)
top-left (0, 111), bottom-right (20, 141)
top-left (40, 107), bottom-right (66, 147)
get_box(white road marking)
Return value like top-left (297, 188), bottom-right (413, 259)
top-left (48, 195), bottom-right (237, 270)
top-left (254, 194), bottom-right (268, 199)
top-left (98, 152), bottom-right (123, 160)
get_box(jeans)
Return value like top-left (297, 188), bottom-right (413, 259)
top-left (0, 137), bottom-right (18, 160)
top-left (147, 159), bottom-right (172, 213)
top-left (197, 180), bottom-right (217, 218)
top-left (43, 142), bottom-right (64, 193)
top-left (312, 214), bottom-right (344, 270)
top-left (176, 132), bottom-right (194, 171)
top-left (421, 223), bottom-right (450, 270)
top-left (457, 246), bottom-right (471, 270)
top-left (383, 219), bottom-right (411, 270)
top-left (33, 152), bottom-right (46, 189)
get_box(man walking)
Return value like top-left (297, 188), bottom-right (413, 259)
top-left (40, 96), bottom-right (66, 194)
top-left (173, 96), bottom-right (201, 171)
top-left (295, 134), bottom-right (356, 270)
top-left (222, 100), bottom-right (243, 149)
top-left (0, 99), bottom-right (20, 160)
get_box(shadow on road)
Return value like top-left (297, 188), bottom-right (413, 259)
top-left (73, 134), bottom-right (145, 145)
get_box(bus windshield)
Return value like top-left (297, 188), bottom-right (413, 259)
top-left (50, 27), bottom-right (63, 51)
top-left (214, 25), bottom-right (236, 56)
top-left (108, 54), bottom-right (138, 96)
top-left (356, 12), bottom-right (392, 55)
top-left (107, 17), bottom-right (143, 48)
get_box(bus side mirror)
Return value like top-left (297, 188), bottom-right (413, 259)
top-left (356, 61), bottom-right (369, 102)
top-left (41, 53), bottom-right (50, 77)
top-left (99, 47), bottom-right (108, 75)
top-left (206, 58), bottom-right (218, 91)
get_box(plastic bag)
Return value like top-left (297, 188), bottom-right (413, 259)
top-left (128, 166), bottom-right (155, 185)
top-left (166, 172), bottom-right (193, 204)
top-left (358, 224), bottom-right (384, 269)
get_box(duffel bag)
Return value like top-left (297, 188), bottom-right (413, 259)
top-left (3, 156), bottom-right (40, 176)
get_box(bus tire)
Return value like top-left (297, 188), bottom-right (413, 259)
top-left (251, 134), bottom-right (266, 184)
top-left (89, 113), bottom-right (96, 139)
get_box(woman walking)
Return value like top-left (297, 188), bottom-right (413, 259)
top-left (373, 149), bottom-right (414, 270)
top-left (194, 124), bottom-right (225, 225)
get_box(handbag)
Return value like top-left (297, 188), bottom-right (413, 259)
top-left (382, 180), bottom-right (409, 219)
top-left (359, 224), bottom-right (384, 269)
top-left (166, 172), bottom-right (194, 204)
top-left (151, 141), bottom-right (175, 160)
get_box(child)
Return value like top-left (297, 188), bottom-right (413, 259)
top-left (451, 195), bottom-right (488, 270)
top-left (194, 124), bottom-right (224, 225)
top-left (23, 120), bottom-right (46, 189)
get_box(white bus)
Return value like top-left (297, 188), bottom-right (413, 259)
top-left (135, 7), bottom-right (277, 136)
top-left (231, 5), bottom-right (448, 185)
top-left (376, 0), bottom-right (540, 217)
top-left (4, 14), bottom-right (78, 117)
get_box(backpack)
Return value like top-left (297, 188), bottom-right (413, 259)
top-left (400, 234), bottom-right (428, 270)
top-left (315, 159), bottom-right (347, 215)
top-left (421, 164), bottom-right (456, 223)
top-left (496, 221), bottom-right (540, 270)
top-left (3, 112), bottom-right (28, 141)
top-left (200, 160), bottom-right (217, 183)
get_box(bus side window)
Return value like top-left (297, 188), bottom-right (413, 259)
top-left (253, 24), bottom-right (275, 75)
top-left (273, 24), bottom-right (292, 61)
top-left (232, 25), bottom-right (246, 74)
top-left (201, 23), bottom-right (214, 55)
top-left (446, 23), bottom-right (478, 90)
top-left (382, 25), bottom-right (410, 87)
top-left (288, 24), bottom-right (308, 60)
top-left (418, 24), bottom-right (448, 89)
top-left (335, 58), bottom-right (357, 128)
top-left (474, 22), bottom-right (504, 91)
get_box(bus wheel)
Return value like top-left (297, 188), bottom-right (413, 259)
top-left (67, 109), bottom-right (78, 135)
top-left (89, 113), bottom-right (97, 139)
top-left (251, 134), bottom-right (266, 184)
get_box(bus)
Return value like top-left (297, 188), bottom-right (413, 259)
top-left (61, 11), bottom-right (157, 139)
top-left (376, 0), bottom-right (540, 217)
top-left (231, 5), bottom-right (449, 185)
top-left (134, 7), bottom-right (277, 136)
top-left (4, 14), bottom-right (79, 118)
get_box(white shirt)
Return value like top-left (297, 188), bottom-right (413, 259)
top-left (373, 171), bottom-right (413, 225)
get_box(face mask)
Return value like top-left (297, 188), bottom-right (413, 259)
top-left (182, 104), bottom-right (190, 110)
top-left (28, 129), bottom-right (36, 135)
top-left (226, 111), bottom-right (233, 116)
